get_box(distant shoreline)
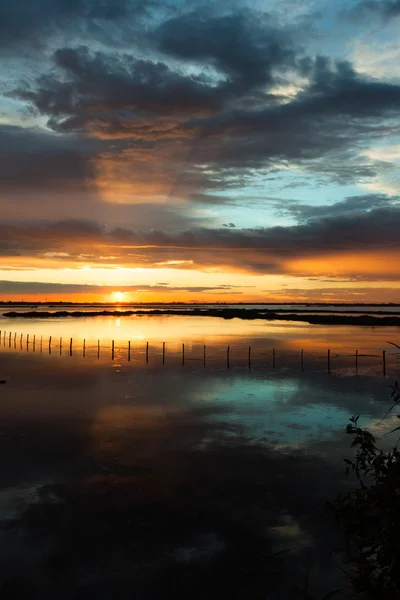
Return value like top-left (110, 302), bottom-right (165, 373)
top-left (3, 308), bottom-right (400, 326)
top-left (1, 302), bottom-right (400, 307)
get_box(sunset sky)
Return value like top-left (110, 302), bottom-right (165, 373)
top-left (1, 0), bottom-right (400, 303)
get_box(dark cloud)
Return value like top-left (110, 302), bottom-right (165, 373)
top-left (0, 208), bottom-right (399, 276)
top-left (12, 48), bottom-right (400, 196)
top-left (280, 194), bottom-right (399, 222)
top-left (0, 125), bottom-right (96, 191)
top-left (0, 281), bottom-right (245, 294)
top-left (189, 58), bottom-right (400, 141)
top-left (0, 0), bottom-right (154, 52)
top-left (155, 10), bottom-right (298, 91)
top-left (12, 45), bottom-right (226, 136)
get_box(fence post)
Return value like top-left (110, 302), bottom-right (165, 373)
top-left (182, 343), bottom-right (185, 366)
top-left (112, 340), bottom-right (115, 360)
top-left (49, 336), bottom-right (52, 354)
top-left (328, 349), bottom-right (331, 372)
top-left (383, 350), bottom-right (386, 376)
top-left (83, 339), bottom-right (86, 358)
top-left (97, 339), bottom-right (100, 359)
top-left (162, 342), bottom-right (165, 365)
top-left (146, 341), bottom-right (149, 363)
top-left (70, 338), bottom-right (73, 356)
top-left (301, 349), bottom-right (304, 371)
top-left (13, 332), bottom-right (16, 346)
top-left (227, 345), bottom-right (230, 369)
top-left (33, 335), bottom-right (36, 352)
top-left (203, 344), bottom-right (206, 368)
top-left (272, 347), bottom-right (276, 369)
top-left (8, 332), bottom-right (11, 346)
top-left (27, 334), bottom-right (29, 349)
top-left (128, 340), bottom-right (131, 362)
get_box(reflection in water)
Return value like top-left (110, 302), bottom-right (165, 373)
top-left (0, 314), bottom-right (399, 376)
top-left (0, 333), bottom-right (398, 598)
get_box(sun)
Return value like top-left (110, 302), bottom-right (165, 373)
top-left (112, 291), bottom-right (124, 302)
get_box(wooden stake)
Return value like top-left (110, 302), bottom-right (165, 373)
top-left (112, 340), bottom-right (115, 360)
top-left (128, 340), bottom-right (131, 362)
top-left (272, 347), bottom-right (276, 369)
top-left (59, 337), bottom-right (62, 355)
top-left (83, 339), bottom-right (86, 358)
top-left (301, 349), bottom-right (304, 371)
top-left (328, 349), bottom-right (331, 372)
top-left (49, 336), bottom-right (52, 354)
top-left (203, 344), bottom-right (206, 367)
top-left (146, 341), bottom-right (149, 363)
top-left (33, 335), bottom-right (36, 352)
top-left (162, 342), bottom-right (165, 365)
top-left (70, 337), bottom-right (73, 356)
top-left (383, 350), bottom-right (386, 376)
top-left (182, 343), bottom-right (185, 366)
top-left (8, 332), bottom-right (11, 346)
top-left (227, 345), bottom-right (230, 368)
top-left (13, 332), bottom-right (16, 346)
top-left (97, 339), bottom-right (100, 359)
top-left (20, 333), bottom-right (23, 345)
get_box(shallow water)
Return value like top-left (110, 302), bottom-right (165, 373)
top-left (1, 313), bottom-right (400, 367)
top-left (0, 319), bottom-right (399, 599)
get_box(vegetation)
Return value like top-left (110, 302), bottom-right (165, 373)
top-left (327, 379), bottom-right (400, 599)
top-left (4, 308), bottom-right (400, 326)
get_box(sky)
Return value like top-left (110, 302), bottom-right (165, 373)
top-left (0, 0), bottom-right (400, 303)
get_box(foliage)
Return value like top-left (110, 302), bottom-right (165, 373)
top-left (327, 381), bottom-right (400, 599)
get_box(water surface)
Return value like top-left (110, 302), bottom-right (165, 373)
top-left (0, 330), bottom-right (398, 599)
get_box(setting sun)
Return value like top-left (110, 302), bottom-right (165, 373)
top-left (112, 291), bottom-right (124, 302)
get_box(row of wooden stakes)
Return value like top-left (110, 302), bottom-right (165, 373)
top-left (0, 330), bottom-right (389, 374)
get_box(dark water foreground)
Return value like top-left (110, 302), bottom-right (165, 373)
top-left (0, 351), bottom-right (398, 599)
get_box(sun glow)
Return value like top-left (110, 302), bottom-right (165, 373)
top-left (112, 291), bottom-right (124, 302)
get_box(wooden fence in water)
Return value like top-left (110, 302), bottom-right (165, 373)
top-left (0, 328), bottom-right (397, 376)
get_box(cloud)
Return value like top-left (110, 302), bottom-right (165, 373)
top-left (0, 124), bottom-right (96, 191)
top-left (1, 1), bottom-right (400, 297)
top-left (12, 48), bottom-right (400, 205)
top-left (0, 0), bottom-right (154, 53)
top-left (0, 280), bottom-right (246, 294)
top-left (0, 208), bottom-right (399, 278)
top-left (13, 45), bottom-right (226, 135)
top-left (155, 10), bottom-right (298, 91)
top-left (280, 193), bottom-right (399, 222)
top-left (345, 1), bottom-right (400, 21)
top-left (263, 286), bottom-right (400, 302)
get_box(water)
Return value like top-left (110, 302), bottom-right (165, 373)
top-left (0, 312), bottom-right (399, 598)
